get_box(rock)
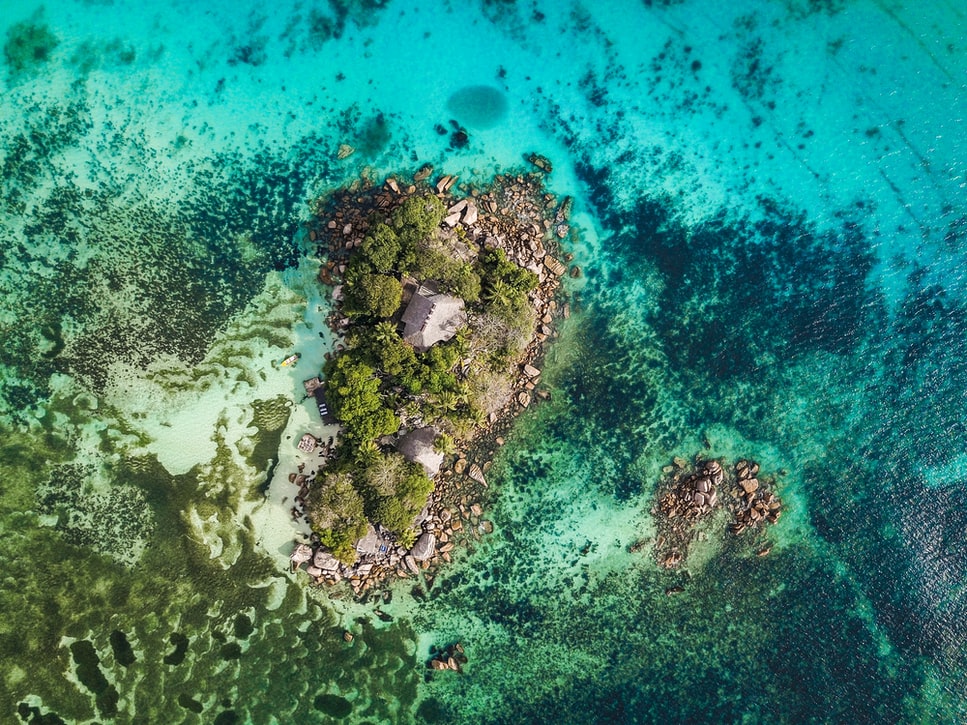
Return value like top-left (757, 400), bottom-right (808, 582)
top-left (695, 478), bottom-right (710, 494)
top-left (517, 391), bottom-right (531, 408)
top-left (290, 543), bottom-right (313, 566)
top-left (673, 457), bottom-right (688, 469)
top-left (414, 164), bottom-right (433, 182)
top-left (523, 364), bottom-right (541, 378)
top-left (343, 630), bottom-right (354, 642)
top-left (436, 175), bottom-right (452, 193)
top-left (410, 532), bottom-right (436, 561)
top-left (443, 212), bottom-right (462, 227)
top-left (386, 178), bottom-right (400, 193)
top-left (448, 199), bottom-right (468, 215)
top-left (404, 555), bottom-right (419, 574)
top-left (468, 464), bottom-right (487, 487)
top-left (337, 144), bottom-right (355, 159)
top-left (556, 196), bottom-right (573, 222)
top-left (454, 458), bottom-right (467, 475)
top-left (527, 153), bottom-right (553, 173)
top-left (462, 202), bottom-right (478, 225)
top-left (305, 565), bottom-right (322, 577)
top-left (317, 553), bottom-right (341, 573)
top-left (480, 520), bottom-right (494, 534)
top-left (740, 478), bottom-right (759, 494)
top-left (544, 257), bottom-right (567, 276)
top-left (569, 265), bottom-right (581, 278)
top-left (470, 503), bottom-right (483, 516)
top-left (662, 465), bottom-right (675, 474)
top-left (430, 658), bottom-right (448, 670)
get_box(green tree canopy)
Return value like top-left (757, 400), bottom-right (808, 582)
top-left (325, 355), bottom-right (400, 442)
top-left (346, 272), bottom-right (403, 318)
top-left (305, 472), bottom-right (368, 564)
top-left (360, 222), bottom-right (401, 272)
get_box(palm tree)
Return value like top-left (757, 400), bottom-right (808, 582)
top-left (483, 278), bottom-right (513, 307)
top-left (373, 320), bottom-right (399, 347)
top-left (354, 440), bottom-right (381, 465)
top-left (434, 432), bottom-right (457, 455)
top-left (436, 390), bottom-right (460, 413)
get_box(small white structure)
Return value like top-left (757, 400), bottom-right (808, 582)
top-left (400, 286), bottom-right (466, 352)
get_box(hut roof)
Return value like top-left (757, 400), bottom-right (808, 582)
top-left (396, 426), bottom-right (444, 476)
top-left (400, 288), bottom-right (466, 352)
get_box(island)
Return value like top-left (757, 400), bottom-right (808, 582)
top-left (287, 157), bottom-right (574, 595)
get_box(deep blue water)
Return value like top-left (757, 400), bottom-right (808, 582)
top-left (1, 0), bottom-right (966, 722)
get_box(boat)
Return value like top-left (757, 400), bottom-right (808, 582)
top-left (280, 353), bottom-right (301, 367)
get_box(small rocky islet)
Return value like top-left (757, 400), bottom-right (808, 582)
top-left (285, 155), bottom-right (576, 598)
top-left (639, 455), bottom-right (784, 574)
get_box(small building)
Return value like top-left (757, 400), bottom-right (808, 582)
top-left (396, 426), bottom-right (444, 477)
top-left (303, 377), bottom-right (323, 396)
top-left (400, 285), bottom-right (466, 352)
top-left (297, 434), bottom-right (318, 453)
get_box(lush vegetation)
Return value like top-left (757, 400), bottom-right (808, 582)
top-left (306, 190), bottom-right (539, 563)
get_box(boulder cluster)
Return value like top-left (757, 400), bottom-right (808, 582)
top-left (649, 455), bottom-right (783, 570)
top-left (427, 641), bottom-right (468, 672)
top-left (289, 471), bottom-right (495, 596)
top-left (729, 458), bottom-right (782, 535)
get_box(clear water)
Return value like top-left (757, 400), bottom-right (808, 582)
top-left (1, 0), bottom-right (966, 722)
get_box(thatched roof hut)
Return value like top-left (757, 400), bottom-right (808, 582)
top-left (400, 287), bottom-right (466, 352)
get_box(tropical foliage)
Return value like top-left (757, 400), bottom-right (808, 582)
top-left (306, 183), bottom-right (542, 547)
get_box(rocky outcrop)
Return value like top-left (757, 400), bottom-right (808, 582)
top-left (427, 642), bottom-right (468, 673)
top-left (650, 456), bottom-right (783, 570)
top-left (410, 532), bottom-right (436, 561)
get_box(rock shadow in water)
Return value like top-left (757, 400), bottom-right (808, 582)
top-left (446, 85), bottom-right (508, 129)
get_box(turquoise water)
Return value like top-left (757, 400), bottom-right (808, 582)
top-left (2, 0), bottom-right (966, 722)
